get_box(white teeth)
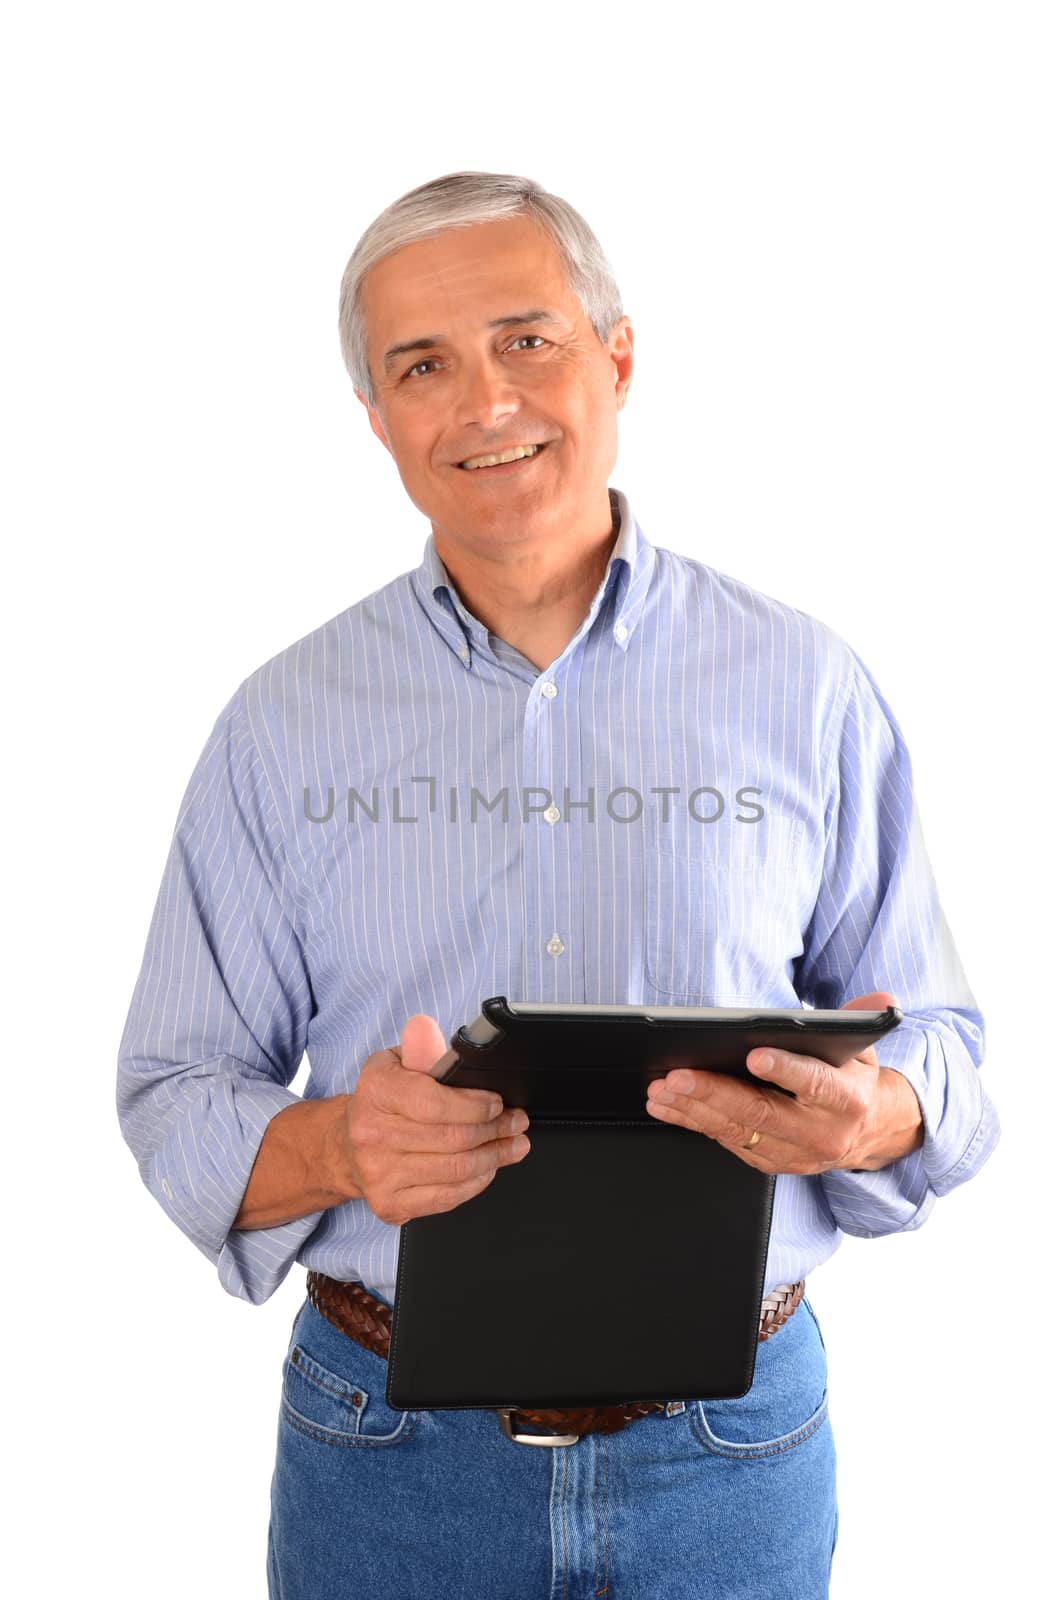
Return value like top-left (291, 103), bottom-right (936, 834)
top-left (461, 443), bottom-right (544, 470)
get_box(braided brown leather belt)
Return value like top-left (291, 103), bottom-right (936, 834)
top-left (304, 1269), bottom-right (805, 1447)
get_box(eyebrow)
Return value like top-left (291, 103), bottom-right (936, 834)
top-left (382, 309), bottom-right (561, 373)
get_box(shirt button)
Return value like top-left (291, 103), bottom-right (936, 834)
top-left (541, 681), bottom-right (558, 698)
top-left (546, 934), bottom-right (565, 956)
top-left (614, 622), bottom-right (628, 642)
top-left (543, 804), bottom-right (561, 824)
top-left (161, 1180), bottom-right (173, 1199)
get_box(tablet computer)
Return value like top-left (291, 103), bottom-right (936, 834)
top-left (388, 997), bottom-right (902, 1410)
top-left (428, 995), bottom-right (903, 1119)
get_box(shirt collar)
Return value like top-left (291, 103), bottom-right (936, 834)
top-left (409, 486), bottom-right (656, 669)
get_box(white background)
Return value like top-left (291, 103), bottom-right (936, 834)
top-left (5, 3), bottom-right (1056, 1595)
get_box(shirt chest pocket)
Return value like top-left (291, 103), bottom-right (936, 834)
top-left (643, 813), bottom-right (801, 1004)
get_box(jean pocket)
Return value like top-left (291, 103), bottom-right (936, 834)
top-left (280, 1342), bottom-right (419, 1448)
top-left (688, 1302), bottom-right (828, 1459)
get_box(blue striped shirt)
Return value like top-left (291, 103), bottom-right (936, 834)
top-left (116, 486), bottom-right (999, 1307)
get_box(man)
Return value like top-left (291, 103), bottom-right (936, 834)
top-left (117, 171), bottom-right (999, 1598)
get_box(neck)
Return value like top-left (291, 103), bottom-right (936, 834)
top-left (433, 493), bottom-right (619, 672)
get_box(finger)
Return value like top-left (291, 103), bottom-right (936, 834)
top-left (645, 1066), bottom-right (851, 1161)
top-left (367, 1136), bottom-right (532, 1225)
top-left (373, 1106), bottom-right (530, 1154)
top-left (648, 1068), bottom-right (792, 1139)
top-left (643, 1096), bottom-right (841, 1175)
top-left (643, 1091), bottom-right (804, 1174)
top-left (368, 1059), bottom-right (504, 1123)
top-left (398, 1012), bottom-right (450, 1073)
top-left (647, 1073), bottom-right (784, 1146)
top-left (400, 1133), bottom-right (531, 1186)
top-left (379, 1133), bottom-right (532, 1219)
top-left (745, 1047), bottom-right (875, 1119)
top-left (398, 1169), bottom-right (500, 1222)
top-left (843, 990), bottom-right (899, 1012)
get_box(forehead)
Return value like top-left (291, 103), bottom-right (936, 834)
top-left (360, 215), bottom-right (580, 360)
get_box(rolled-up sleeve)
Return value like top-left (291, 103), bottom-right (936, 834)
top-left (796, 647), bottom-right (1000, 1237)
top-left (116, 680), bottom-right (323, 1305)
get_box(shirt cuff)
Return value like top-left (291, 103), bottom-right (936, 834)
top-left (149, 1077), bottom-right (328, 1306)
top-left (870, 1016), bottom-right (1000, 1196)
top-left (819, 1149), bottom-right (937, 1238)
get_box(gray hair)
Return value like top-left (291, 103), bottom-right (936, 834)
top-left (338, 170), bottom-right (624, 407)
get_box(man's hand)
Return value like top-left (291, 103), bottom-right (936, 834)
top-left (338, 1013), bottom-right (530, 1225)
top-left (645, 991), bottom-right (924, 1173)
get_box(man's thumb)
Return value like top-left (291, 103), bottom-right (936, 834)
top-left (842, 991), bottom-right (899, 1011)
top-left (398, 1013), bottom-right (449, 1073)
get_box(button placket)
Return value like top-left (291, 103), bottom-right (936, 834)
top-left (522, 666), bottom-right (580, 987)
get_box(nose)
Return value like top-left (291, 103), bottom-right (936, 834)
top-left (456, 352), bottom-right (521, 433)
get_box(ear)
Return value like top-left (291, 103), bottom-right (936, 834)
top-left (356, 391), bottom-right (394, 459)
top-left (609, 316), bottom-right (634, 411)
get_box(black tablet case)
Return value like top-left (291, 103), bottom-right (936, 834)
top-left (385, 998), bottom-right (901, 1410)
top-left (387, 1116), bottom-right (776, 1410)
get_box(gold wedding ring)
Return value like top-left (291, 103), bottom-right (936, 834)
top-left (742, 1129), bottom-right (763, 1150)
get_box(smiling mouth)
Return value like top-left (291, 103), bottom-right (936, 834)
top-left (457, 442), bottom-right (550, 470)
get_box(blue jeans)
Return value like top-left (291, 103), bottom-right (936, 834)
top-left (267, 1287), bottom-right (838, 1598)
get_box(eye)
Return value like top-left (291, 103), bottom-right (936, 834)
top-left (401, 335), bottom-right (548, 381)
top-left (403, 358), bottom-right (442, 380)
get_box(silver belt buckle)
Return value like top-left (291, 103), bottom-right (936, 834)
top-left (496, 1407), bottom-right (579, 1447)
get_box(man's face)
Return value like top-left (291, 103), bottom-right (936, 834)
top-left (356, 214), bottom-right (633, 555)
